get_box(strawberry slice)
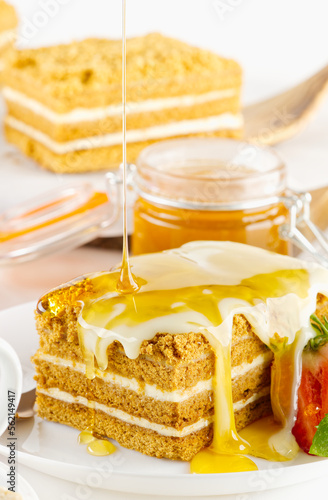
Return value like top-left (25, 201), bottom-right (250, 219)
top-left (292, 315), bottom-right (328, 454)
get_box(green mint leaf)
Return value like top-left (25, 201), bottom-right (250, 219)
top-left (305, 315), bottom-right (328, 351)
top-left (309, 414), bottom-right (328, 456)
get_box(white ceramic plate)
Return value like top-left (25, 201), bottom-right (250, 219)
top-left (0, 302), bottom-right (328, 497)
top-left (0, 461), bottom-right (39, 500)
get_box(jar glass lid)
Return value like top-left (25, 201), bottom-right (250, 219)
top-left (136, 138), bottom-right (287, 207)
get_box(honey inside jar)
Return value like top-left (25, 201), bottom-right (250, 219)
top-left (132, 138), bottom-right (290, 256)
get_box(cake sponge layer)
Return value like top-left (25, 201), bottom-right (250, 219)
top-left (33, 354), bottom-right (271, 429)
top-left (5, 124), bottom-right (242, 173)
top-left (5, 94), bottom-right (240, 141)
top-left (2, 35), bottom-right (242, 111)
top-left (35, 309), bottom-right (269, 391)
top-left (36, 393), bottom-right (271, 461)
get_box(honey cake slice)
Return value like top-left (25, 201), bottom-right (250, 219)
top-left (32, 241), bottom-right (328, 462)
top-left (33, 313), bottom-right (272, 461)
top-left (2, 34), bottom-right (243, 173)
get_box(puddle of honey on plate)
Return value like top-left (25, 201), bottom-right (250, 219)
top-left (78, 428), bottom-right (116, 456)
top-left (87, 439), bottom-right (116, 457)
top-left (78, 428), bottom-right (95, 445)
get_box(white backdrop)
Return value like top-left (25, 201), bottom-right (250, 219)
top-left (8, 0), bottom-right (328, 102)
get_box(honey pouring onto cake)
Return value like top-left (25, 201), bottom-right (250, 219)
top-left (32, 0), bottom-right (328, 475)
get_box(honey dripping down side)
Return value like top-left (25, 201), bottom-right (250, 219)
top-left (37, 242), bottom-right (328, 471)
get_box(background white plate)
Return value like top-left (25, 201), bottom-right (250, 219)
top-left (0, 302), bottom-right (328, 496)
top-left (0, 462), bottom-right (39, 500)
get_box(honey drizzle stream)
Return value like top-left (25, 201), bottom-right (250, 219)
top-left (78, 0), bottom-right (136, 454)
top-left (117, 0), bottom-right (138, 295)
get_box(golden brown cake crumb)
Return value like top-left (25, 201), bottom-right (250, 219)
top-left (3, 35), bottom-right (241, 109)
top-left (2, 34), bottom-right (243, 172)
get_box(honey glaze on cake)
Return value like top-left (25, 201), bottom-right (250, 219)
top-left (36, 240), bottom-right (328, 472)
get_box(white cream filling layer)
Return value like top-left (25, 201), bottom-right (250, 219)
top-left (37, 387), bottom-right (211, 437)
top-left (35, 351), bottom-right (272, 403)
top-left (37, 386), bottom-right (270, 437)
top-left (3, 86), bottom-right (237, 123)
top-left (233, 386), bottom-right (270, 412)
top-left (5, 113), bottom-right (243, 153)
top-left (232, 350), bottom-right (273, 379)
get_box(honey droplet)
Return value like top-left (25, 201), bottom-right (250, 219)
top-left (78, 429), bottom-right (96, 445)
top-left (87, 439), bottom-right (116, 456)
top-left (190, 448), bottom-right (258, 474)
top-left (304, 403), bottom-right (321, 417)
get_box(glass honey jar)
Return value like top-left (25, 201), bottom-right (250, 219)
top-left (130, 138), bottom-right (291, 256)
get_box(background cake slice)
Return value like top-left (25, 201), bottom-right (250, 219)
top-left (2, 34), bottom-right (243, 173)
top-left (0, 1), bottom-right (17, 77)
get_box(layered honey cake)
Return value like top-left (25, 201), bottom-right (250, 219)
top-left (0, 1), bottom-right (17, 76)
top-left (2, 35), bottom-right (243, 173)
top-left (34, 314), bottom-right (272, 461)
top-left (33, 242), bottom-right (328, 462)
